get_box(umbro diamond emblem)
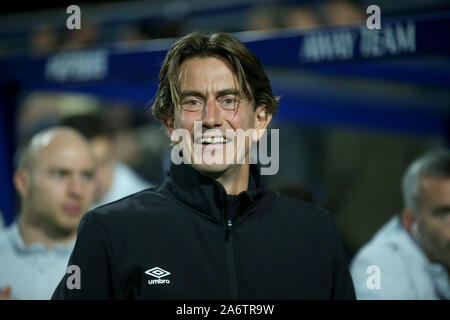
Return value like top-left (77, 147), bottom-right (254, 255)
top-left (145, 267), bottom-right (171, 285)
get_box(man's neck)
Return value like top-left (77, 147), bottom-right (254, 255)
top-left (18, 211), bottom-right (75, 249)
top-left (200, 164), bottom-right (250, 195)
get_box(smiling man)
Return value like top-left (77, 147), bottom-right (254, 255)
top-left (0, 127), bottom-right (95, 299)
top-left (164, 55), bottom-right (271, 193)
top-left (52, 32), bottom-right (355, 300)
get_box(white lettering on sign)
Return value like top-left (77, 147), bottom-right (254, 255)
top-left (299, 21), bottom-right (416, 63)
top-left (45, 50), bottom-right (108, 82)
top-left (360, 22), bottom-right (416, 57)
top-left (299, 30), bottom-right (356, 62)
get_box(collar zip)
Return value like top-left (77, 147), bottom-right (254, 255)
top-left (164, 163), bottom-right (266, 223)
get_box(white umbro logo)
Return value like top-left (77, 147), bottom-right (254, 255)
top-left (145, 267), bottom-right (171, 285)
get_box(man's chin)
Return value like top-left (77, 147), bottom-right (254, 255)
top-left (50, 222), bottom-right (78, 239)
top-left (191, 162), bottom-right (232, 175)
top-left (56, 214), bottom-right (84, 234)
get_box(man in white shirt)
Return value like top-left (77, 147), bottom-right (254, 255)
top-left (0, 127), bottom-right (95, 299)
top-left (351, 149), bottom-right (450, 299)
top-left (62, 114), bottom-right (151, 209)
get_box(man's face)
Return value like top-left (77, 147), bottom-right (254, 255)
top-left (416, 176), bottom-right (450, 269)
top-left (167, 56), bottom-right (263, 174)
top-left (25, 137), bottom-right (95, 235)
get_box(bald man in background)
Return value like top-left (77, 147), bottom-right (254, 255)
top-left (0, 127), bottom-right (95, 299)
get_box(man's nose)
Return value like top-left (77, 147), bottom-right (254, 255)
top-left (67, 175), bottom-right (83, 198)
top-left (202, 99), bottom-right (223, 128)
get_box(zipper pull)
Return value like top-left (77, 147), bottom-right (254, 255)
top-left (225, 219), bottom-right (232, 241)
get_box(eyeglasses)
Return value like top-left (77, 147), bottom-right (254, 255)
top-left (180, 95), bottom-right (240, 112)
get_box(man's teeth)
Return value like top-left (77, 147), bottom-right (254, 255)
top-left (200, 137), bottom-right (227, 144)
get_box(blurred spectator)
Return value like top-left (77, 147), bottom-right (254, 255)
top-left (323, 0), bottom-right (365, 26)
top-left (0, 127), bottom-right (95, 299)
top-left (29, 24), bottom-right (59, 56)
top-left (132, 124), bottom-right (169, 185)
top-left (16, 93), bottom-right (64, 144)
top-left (117, 24), bottom-right (149, 47)
top-left (138, 17), bottom-right (183, 39)
top-left (117, 16), bottom-right (183, 47)
top-left (284, 5), bottom-right (321, 30)
top-left (350, 149), bottom-right (450, 299)
top-left (101, 104), bottom-right (145, 169)
top-left (101, 103), bottom-right (166, 182)
top-left (246, 4), bottom-right (284, 31)
top-left (16, 92), bottom-right (101, 146)
top-left (62, 113), bottom-right (152, 209)
top-left (61, 20), bottom-right (99, 50)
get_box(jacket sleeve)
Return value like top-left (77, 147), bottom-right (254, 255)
top-left (51, 211), bottom-right (125, 300)
top-left (328, 214), bottom-right (356, 300)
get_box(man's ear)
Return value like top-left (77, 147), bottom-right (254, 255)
top-left (253, 105), bottom-right (272, 142)
top-left (401, 208), bottom-right (416, 233)
top-left (13, 169), bottom-right (31, 199)
top-left (162, 118), bottom-right (175, 137)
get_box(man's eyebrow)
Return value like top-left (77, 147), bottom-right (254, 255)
top-left (216, 88), bottom-right (240, 97)
top-left (432, 206), bottom-right (450, 214)
top-left (48, 166), bottom-right (96, 178)
top-left (49, 167), bottom-right (71, 172)
top-left (180, 89), bottom-right (241, 101)
top-left (48, 167), bottom-right (72, 175)
top-left (180, 90), bottom-right (206, 101)
top-left (81, 169), bottom-right (95, 177)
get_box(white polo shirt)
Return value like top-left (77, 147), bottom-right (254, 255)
top-left (0, 222), bottom-right (74, 300)
top-left (350, 215), bottom-right (450, 300)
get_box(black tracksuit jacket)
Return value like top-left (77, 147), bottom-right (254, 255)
top-left (52, 163), bottom-right (355, 300)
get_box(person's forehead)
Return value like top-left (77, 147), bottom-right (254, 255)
top-left (421, 175), bottom-right (450, 188)
top-left (420, 176), bottom-right (450, 201)
top-left (35, 137), bottom-right (94, 169)
top-left (179, 56), bottom-right (238, 89)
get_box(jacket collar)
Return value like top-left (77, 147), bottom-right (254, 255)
top-left (163, 162), bottom-right (266, 222)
